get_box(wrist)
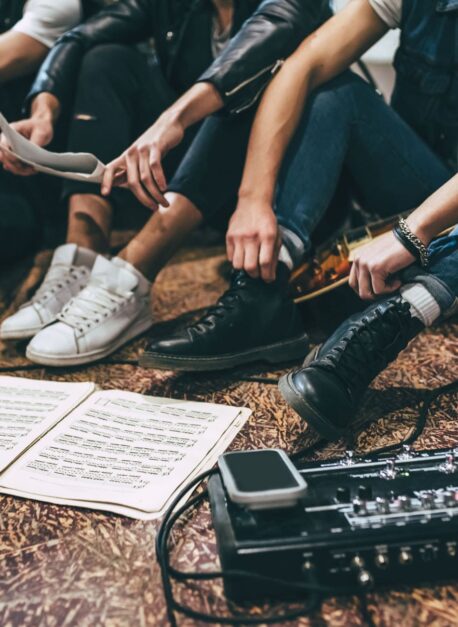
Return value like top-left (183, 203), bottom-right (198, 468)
top-left (405, 213), bottom-right (434, 246)
top-left (238, 185), bottom-right (274, 206)
top-left (31, 93), bottom-right (60, 124)
top-left (174, 82), bottom-right (223, 129)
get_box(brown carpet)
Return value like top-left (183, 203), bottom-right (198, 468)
top-left (0, 242), bottom-right (457, 627)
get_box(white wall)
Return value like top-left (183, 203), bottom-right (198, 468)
top-left (333, 0), bottom-right (399, 98)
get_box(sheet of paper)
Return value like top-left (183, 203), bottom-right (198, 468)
top-left (0, 112), bottom-right (105, 183)
top-left (0, 390), bottom-right (250, 517)
top-left (0, 376), bottom-right (95, 471)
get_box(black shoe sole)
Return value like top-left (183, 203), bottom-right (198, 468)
top-left (139, 332), bottom-right (310, 372)
top-left (278, 372), bottom-right (346, 441)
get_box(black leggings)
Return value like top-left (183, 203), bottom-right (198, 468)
top-left (64, 44), bottom-right (255, 230)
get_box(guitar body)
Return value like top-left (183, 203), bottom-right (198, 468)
top-left (290, 214), bottom-right (452, 339)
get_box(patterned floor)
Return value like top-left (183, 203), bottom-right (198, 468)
top-left (0, 243), bottom-right (457, 627)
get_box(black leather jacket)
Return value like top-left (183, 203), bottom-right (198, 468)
top-left (28, 0), bottom-right (331, 115)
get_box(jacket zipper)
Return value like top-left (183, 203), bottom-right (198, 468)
top-left (224, 58), bottom-right (284, 98)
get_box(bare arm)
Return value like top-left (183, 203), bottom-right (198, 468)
top-left (238, 0), bottom-right (388, 204)
top-left (226, 0), bottom-right (388, 281)
top-left (0, 31), bottom-right (49, 83)
top-left (101, 82), bottom-right (223, 210)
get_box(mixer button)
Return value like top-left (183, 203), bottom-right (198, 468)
top-left (358, 485), bottom-right (373, 500)
top-left (443, 491), bottom-right (455, 508)
top-left (353, 498), bottom-right (368, 516)
top-left (439, 451), bottom-right (456, 474)
top-left (375, 497), bottom-right (390, 514)
top-left (336, 486), bottom-right (351, 503)
top-left (420, 493), bottom-right (435, 510)
top-left (399, 549), bottom-right (413, 565)
top-left (380, 459), bottom-right (398, 480)
top-left (397, 445), bottom-right (413, 461)
top-left (398, 495), bottom-right (412, 512)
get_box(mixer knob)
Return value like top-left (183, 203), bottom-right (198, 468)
top-left (420, 493), bottom-right (435, 510)
top-left (374, 552), bottom-right (389, 569)
top-left (446, 543), bottom-right (457, 558)
top-left (380, 459), bottom-right (398, 480)
top-left (342, 450), bottom-right (355, 466)
top-left (351, 555), bottom-right (365, 569)
top-left (353, 498), bottom-right (368, 516)
top-left (398, 495), bottom-right (412, 512)
top-left (336, 486), bottom-right (351, 503)
top-left (399, 549), bottom-right (413, 565)
top-left (375, 497), bottom-right (390, 514)
top-left (357, 569), bottom-right (374, 588)
top-left (398, 445), bottom-right (413, 461)
top-left (443, 491), bottom-right (455, 508)
top-left (358, 485), bottom-right (373, 501)
top-left (439, 451), bottom-right (456, 474)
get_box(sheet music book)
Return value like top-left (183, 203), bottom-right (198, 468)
top-left (0, 113), bottom-right (105, 183)
top-left (0, 376), bottom-right (250, 519)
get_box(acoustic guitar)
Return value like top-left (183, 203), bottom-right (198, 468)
top-left (290, 213), bottom-right (451, 304)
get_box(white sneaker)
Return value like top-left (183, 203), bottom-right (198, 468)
top-left (0, 244), bottom-right (97, 340)
top-left (26, 256), bottom-right (153, 366)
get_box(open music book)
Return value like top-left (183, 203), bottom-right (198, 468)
top-left (0, 376), bottom-right (250, 519)
top-left (0, 113), bottom-right (105, 183)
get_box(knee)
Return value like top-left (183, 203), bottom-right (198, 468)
top-left (308, 72), bottom-right (370, 117)
top-left (78, 44), bottom-right (137, 85)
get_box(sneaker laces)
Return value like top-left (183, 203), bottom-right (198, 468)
top-left (320, 301), bottom-right (412, 391)
top-left (30, 264), bottom-right (87, 306)
top-left (57, 283), bottom-right (130, 332)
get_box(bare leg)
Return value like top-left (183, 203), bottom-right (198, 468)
top-left (118, 192), bottom-right (203, 281)
top-left (67, 194), bottom-right (113, 253)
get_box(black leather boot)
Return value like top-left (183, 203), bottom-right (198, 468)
top-left (141, 263), bottom-right (309, 371)
top-left (279, 295), bottom-right (424, 440)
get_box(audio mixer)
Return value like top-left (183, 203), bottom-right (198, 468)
top-left (209, 448), bottom-right (458, 600)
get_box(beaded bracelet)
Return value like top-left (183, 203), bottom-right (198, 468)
top-left (392, 217), bottom-right (429, 268)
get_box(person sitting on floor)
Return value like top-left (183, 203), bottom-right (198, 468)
top-left (141, 0), bottom-right (458, 373)
top-left (281, 182), bottom-right (458, 440)
top-left (0, 0), bottom-right (82, 266)
top-left (0, 0), bottom-right (329, 367)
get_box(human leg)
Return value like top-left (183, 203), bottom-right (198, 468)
top-left (279, 231), bottom-right (458, 440)
top-left (275, 72), bottom-right (452, 262)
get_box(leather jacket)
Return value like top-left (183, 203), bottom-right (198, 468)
top-left (28, 0), bottom-right (331, 115)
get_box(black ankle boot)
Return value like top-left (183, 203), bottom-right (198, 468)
top-left (279, 295), bottom-right (424, 440)
top-left (141, 263), bottom-right (309, 371)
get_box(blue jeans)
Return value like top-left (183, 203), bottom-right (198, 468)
top-left (275, 71), bottom-right (458, 311)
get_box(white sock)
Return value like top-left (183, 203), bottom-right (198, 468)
top-left (278, 244), bottom-right (294, 271)
top-left (400, 283), bottom-right (441, 327)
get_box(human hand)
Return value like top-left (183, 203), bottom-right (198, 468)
top-left (226, 197), bottom-right (281, 282)
top-left (349, 230), bottom-right (417, 300)
top-left (0, 116), bottom-right (54, 176)
top-left (101, 112), bottom-right (185, 210)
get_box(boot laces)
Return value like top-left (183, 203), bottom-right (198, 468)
top-left (189, 273), bottom-right (249, 332)
top-left (321, 301), bottom-right (412, 390)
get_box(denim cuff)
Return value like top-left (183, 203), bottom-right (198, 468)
top-left (400, 264), bottom-right (456, 314)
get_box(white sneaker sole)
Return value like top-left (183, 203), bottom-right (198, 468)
top-left (26, 314), bottom-right (153, 367)
top-left (0, 325), bottom-right (43, 341)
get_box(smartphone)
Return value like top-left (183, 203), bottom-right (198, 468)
top-left (218, 449), bottom-right (307, 510)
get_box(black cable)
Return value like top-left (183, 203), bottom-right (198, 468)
top-left (360, 379), bottom-right (458, 457)
top-left (157, 480), bottom-right (323, 626)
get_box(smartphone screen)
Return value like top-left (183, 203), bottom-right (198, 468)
top-left (222, 450), bottom-right (300, 493)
